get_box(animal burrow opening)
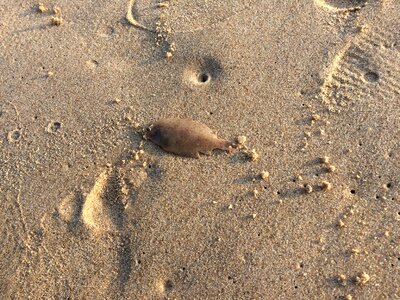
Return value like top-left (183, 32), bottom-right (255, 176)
top-left (198, 73), bottom-right (210, 83)
top-left (48, 121), bottom-right (62, 133)
top-left (8, 130), bottom-right (21, 142)
top-left (364, 71), bottom-right (379, 83)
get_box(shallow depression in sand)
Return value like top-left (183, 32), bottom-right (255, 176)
top-left (315, 0), bottom-right (367, 10)
top-left (183, 56), bottom-right (222, 87)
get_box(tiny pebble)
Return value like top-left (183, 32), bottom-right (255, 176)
top-left (356, 272), bottom-right (370, 285)
top-left (320, 181), bottom-right (332, 191)
top-left (237, 135), bottom-right (247, 145)
top-left (260, 171), bottom-right (269, 181)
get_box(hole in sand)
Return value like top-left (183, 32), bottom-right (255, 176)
top-left (364, 71), bottom-right (379, 83)
top-left (164, 280), bottom-right (173, 292)
top-left (350, 189), bottom-right (356, 194)
top-left (7, 130), bottom-right (21, 143)
top-left (86, 59), bottom-right (99, 69)
top-left (183, 56), bottom-right (222, 87)
top-left (198, 73), bottom-right (210, 83)
top-left (47, 121), bottom-right (62, 133)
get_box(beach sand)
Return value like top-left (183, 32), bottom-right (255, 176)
top-left (1, 0), bottom-right (399, 298)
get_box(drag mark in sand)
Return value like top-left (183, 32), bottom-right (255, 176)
top-left (126, 0), bottom-right (261, 34)
top-left (126, 0), bottom-right (154, 32)
top-left (314, 0), bottom-right (367, 12)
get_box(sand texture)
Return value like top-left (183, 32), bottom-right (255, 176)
top-left (1, 0), bottom-right (400, 299)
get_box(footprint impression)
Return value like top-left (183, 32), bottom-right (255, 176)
top-left (30, 153), bottom-right (149, 297)
top-left (321, 23), bottom-right (400, 109)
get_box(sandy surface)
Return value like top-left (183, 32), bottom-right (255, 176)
top-left (1, 0), bottom-right (399, 299)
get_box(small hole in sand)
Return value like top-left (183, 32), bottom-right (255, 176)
top-left (209, 112), bottom-right (214, 115)
top-left (199, 73), bottom-right (210, 83)
top-left (294, 285), bottom-right (298, 289)
top-left (86, 59), bottom-right (99, 69)
top-left (164, 280), bottom-right (173, 292)
top-left (386, 183), bottom-right (392, 188)
top-left (364, 71), bottom-right (379, 83)
top-left (376, 195), bottom-right (380, 199)
top-left (8, 130), bottom-right (21, 143)
top-left (48, 121), bottom-right (62, 133)
top-left (276, 191), bottom-right (281, 195)
top-left (184, 56), bottom-right (222, 87)
top-left (350, 189), bottom-right (356, 194)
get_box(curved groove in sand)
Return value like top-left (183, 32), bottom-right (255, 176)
top-left (314, 0), bottom-right (366, 12)
top-left (126, 0), bottom-right (260, 34)
top-left (126, 0), bottom-right (155, 32)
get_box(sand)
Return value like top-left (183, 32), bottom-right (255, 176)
top-left (1, 0), bottom-right (399, 299)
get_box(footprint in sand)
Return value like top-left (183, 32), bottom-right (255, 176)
top-left (15, 161), bottom-right (149, 298)
top-left (321, 25), bottom-right (400, 109)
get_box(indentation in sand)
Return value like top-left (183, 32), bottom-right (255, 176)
top-left (58, 192), bottom-right (84, 229)
top-left (127, 0), bottom-right (259, 33)
top-left (81, 169), bottom-right (125, 235)
top-left (183, 56), bottom-right (222, 88)
top-left (46, 121), bottom-right (62, 133)
top-left (7, 129), bottom-right (22, 143)
top-left (321, 26), bottom-right (400, 109)
top-left (86, 59), bottom-right (99, 69)
top-left (315, 0), bottom-right (367, 11)
top-left (156, 278), bottom-right (174, 295)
